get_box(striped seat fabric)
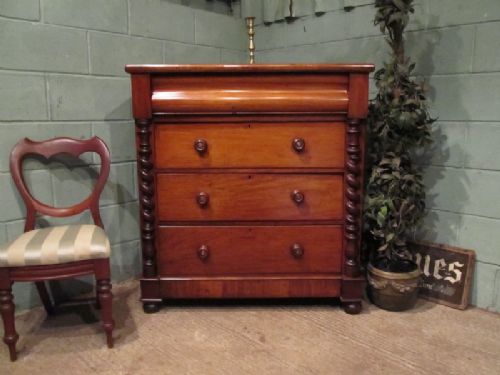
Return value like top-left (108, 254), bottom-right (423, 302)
top-left (0, 225), bottom-right (110, 267)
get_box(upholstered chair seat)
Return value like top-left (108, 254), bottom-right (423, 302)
top-left (0, 225), bottom-right (110, 268)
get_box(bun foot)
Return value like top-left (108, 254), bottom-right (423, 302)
top-left (143, 302), bottom-right (161, 314)
top-left (343, 300), bottom-right (362, 315)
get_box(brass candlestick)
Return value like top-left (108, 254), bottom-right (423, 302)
top-left (245, 17), bottom-right (255, 64)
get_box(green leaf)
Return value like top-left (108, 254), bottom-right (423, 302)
top-left (392, 0), bottom-right (407, 11)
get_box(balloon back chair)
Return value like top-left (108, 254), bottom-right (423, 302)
top-left (0, 137), bottom-right (114, 361)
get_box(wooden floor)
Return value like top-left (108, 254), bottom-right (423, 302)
top-left (1, 279), bottom-right (499, 374)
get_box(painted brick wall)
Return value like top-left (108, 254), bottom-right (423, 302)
top-left (256, 0), bottom-right (500, 312)
top-left (0, 0), bottom-right (246, 311)
top-left (164, 0), bottom-right (233, 14)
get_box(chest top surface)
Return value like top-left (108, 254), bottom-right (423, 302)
top-left (125, 64), bottom-right (375, 74)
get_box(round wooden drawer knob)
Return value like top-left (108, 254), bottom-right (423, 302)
top-left (197, 245), bottom-right (210, 261)
top-left (292, 138), bottom-right (306, 153)
top-left (196, 192), bottom-right (210, 207)
top-left (291, 243), bottom-right (304, 258)
top-left (291, 190), bottom-right (305, 204)
top-left (194, 138), bottom-right (208, 154)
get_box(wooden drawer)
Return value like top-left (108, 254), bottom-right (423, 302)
top-left (154, 123), bottom-right (345, 169)
top-left (150, 73), bottom-right (349, 114)
top-left (158, 225), bottom-right (343, 276)
top-left (159, 278), bottom-right (341, 299)
top-left (156, 173), bottom-right (343, 221)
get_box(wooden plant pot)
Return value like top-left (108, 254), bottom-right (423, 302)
top-left (367, 263), bottom-right (421, 311)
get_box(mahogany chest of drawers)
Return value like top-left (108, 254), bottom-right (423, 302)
top-left (125, 64), bottom-right (374, 314)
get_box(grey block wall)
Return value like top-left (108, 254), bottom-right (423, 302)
top-left (0, 0), bottom-right (246, 311)
top-left (256, 0), bottom-right (500, 312)
top-left (2, 0), bottom-right (499, 314)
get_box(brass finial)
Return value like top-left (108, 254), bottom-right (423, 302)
top-left (245, 17), bottom-right (255, 64)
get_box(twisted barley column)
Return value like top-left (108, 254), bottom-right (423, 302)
top-left (135, 118), bottom-right (156, 278)
top-left (344, 118), bottom-right (362, 278)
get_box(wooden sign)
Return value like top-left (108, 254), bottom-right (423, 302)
top-left (409, 241), bottom-right (475, 310)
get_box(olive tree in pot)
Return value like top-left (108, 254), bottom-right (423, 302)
top-left (364, 0), bottom-right (435, 311)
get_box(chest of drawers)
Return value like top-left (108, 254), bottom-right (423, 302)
top-left (126, 64), bottom-right (374, 314)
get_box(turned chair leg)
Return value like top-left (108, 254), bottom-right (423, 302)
top-left (95, 286), bottom-right (101, 310)
top-left (0, 286), bottom-right (19, 361)
top-left (97, 279), bottom-right (114, 348)
top-left (95, 259), bottom-right (114, 348)
top-left (35, 281), bottom-right (55, 315)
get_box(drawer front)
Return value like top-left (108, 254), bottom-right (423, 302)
top-left (151, 73), bottom-right (349, 114)
top-left (158, 225), bottom-right (343, 276)
top-left (155, 123), bottom-right (345, 169)
top-left (156, 173), bottom-right (343, 221)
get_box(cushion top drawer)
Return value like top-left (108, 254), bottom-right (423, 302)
top-left (155, 123), bottom-right (345, 169)
top-left (156, 173), bottom-right (343, 222)
top-left (150, 73), bottom-right (349, 114)
top-left (158, 225), bottom-right (343, 276)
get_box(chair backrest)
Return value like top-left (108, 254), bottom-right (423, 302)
top-left (9, 137), bottom-right (111, 232)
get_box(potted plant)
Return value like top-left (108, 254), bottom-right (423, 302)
top-left (364, 0), bottom-right (435, 311)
